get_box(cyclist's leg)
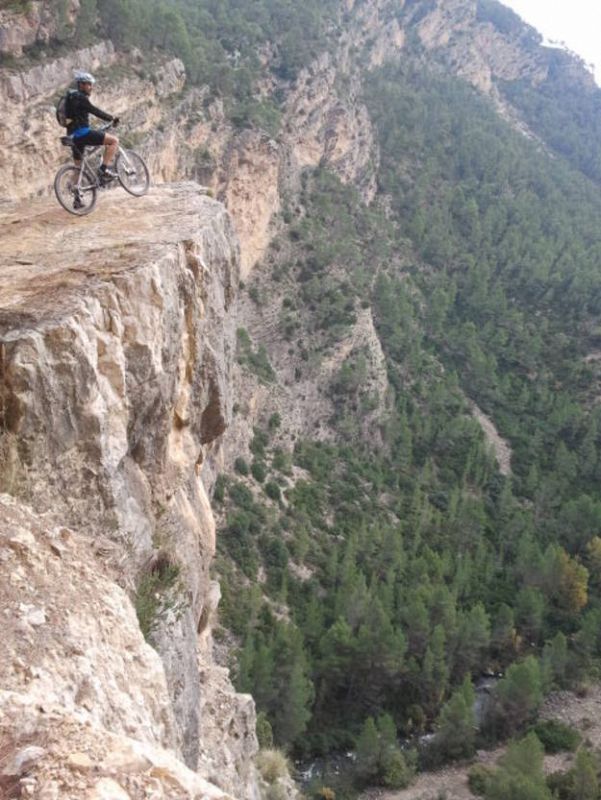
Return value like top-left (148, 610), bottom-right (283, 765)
top-left (71, 140), bottom-right (84, 167)
top-left (102, 132), bottom-right (119, 167)
top-left (68, 143), bottom-right (85, 209)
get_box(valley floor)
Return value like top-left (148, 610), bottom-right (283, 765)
top-left (366, 686), bottom-right (601, 800)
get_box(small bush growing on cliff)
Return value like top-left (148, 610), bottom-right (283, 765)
top-left (252, 461), bottom-right (267, 483)
top-left (251, 428), bottom-right (270, 458)
top-left (256, 749), bottom-right (290, 784)
top-left (257, 712), bottom-right (274, 749)
top-left (268, 413), bottom-right (282, 431)
top-left (213, 475), bottom-right (227, 503)
top-left (264, 784), bottom-right (288, 800)
top-left (237, 328), bottom-right (276, 384)
top-left (235, 457), bottom-right (250, 476)
top-left (272, 448), bottom-right (292, 475)
top-left (265, 481), bottom-right (282, 502)
top-left (134, 554), bottom-right (181, 641)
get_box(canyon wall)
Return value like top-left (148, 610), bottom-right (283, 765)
top-left (0, 185), bottom-right (260, 799)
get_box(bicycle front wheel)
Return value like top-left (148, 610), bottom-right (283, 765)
top-left (54, 165), bottom-right (97, 216)
top-left (116, 150), bottom-right (150, 196)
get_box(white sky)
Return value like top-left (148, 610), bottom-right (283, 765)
top-left (503, 0), bottom-right (601, 82)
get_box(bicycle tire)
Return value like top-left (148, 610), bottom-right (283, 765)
top-left (116, 150), bottom-right (150, 196)
top-left (54, 164), bottom-right (97, 216)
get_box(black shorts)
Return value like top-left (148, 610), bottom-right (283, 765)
top-left (71, 129), bottom-right (106, 159)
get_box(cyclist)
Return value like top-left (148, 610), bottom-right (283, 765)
top-left (68, 71), bottom-right (120, 182)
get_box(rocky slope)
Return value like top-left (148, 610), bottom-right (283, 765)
top-left (0, 184), bottom-right (260, 799)
top-left (0, 494), bottom-right (238, 800)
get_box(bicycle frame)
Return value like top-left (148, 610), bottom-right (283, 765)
top-left (56, 121), bottom-right (149, 214)
top-left (69, 123), bottom-right (134, 194)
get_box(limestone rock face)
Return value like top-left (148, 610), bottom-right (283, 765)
top-left (0, 684), bottom-right (236, 800)
top-left (0, 184), bottom-right (258, 796)
top-left (0, 1), bottom-right (80, 58)
top-left (281, 53), bottom-right (379, 204)
top-left (217, 132), bottom-right (282, 280)
top-left (412, 0), bottom-right (547, 93)
top-left (0, 492), bottom-right (244, 798)
top-left (0, 494), bottom-right (176, 747)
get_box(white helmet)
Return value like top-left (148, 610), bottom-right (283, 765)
top-left (74, 70), bottom-right (96, 85)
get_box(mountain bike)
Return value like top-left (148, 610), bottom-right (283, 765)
top-left (54, 121), bottom-right (150, 216)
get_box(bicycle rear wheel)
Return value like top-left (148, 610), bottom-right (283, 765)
top-left (116, 149), bottom-right (150, 196)
top-left (54, 165), bottom-right (97, 216)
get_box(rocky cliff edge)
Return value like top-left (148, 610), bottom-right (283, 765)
top-left (0, 184), bottom-right (259, 800)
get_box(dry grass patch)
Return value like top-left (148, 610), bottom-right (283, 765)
top-left (256, 749), bottom-right (290, 784)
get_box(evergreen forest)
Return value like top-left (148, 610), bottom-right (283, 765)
top-left (213, 13), bottom-right (601, 798)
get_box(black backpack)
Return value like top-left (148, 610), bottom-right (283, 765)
top-left (56, 90), bottom-right (76, 127)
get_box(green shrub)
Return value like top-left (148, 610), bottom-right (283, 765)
top-left (546, 770), bottom-right (574, 799)
top-left (268, 413), bottom-right (282, 431)
top-left (237, 329), bottom-right (276, 384)
top-left (251, 461), bottom-right (267, 483)
top-left (229, 481), bottom-right (255, 509)
top-left (265, 481), bottom-right (282, 501)
top-left (213, 474), bottom-right (226, 503)
top-left (532, 719), bottom-right (581, 753)
top-left (257, 712), bottom-right (274, 749)
top-left (134, 555), bottom-right (181, 640)
top-left (235, 457), bottom-right (250, 476)
top-left (468, 764), bottom-right (494, 796)
top-left (251, 429), bottom-right (270, 458)
top-left (382, 749), bottom-right (414, 789)
top-left (272, 448), bottom-right (292, 475)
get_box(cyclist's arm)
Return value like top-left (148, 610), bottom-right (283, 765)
top-left (81, 95), bottom-right (114, 122)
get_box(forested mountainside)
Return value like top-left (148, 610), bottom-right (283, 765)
top-left (218, 8), bottom-right (601, 797)
top-left (3, 0), bottom-right (601, 798)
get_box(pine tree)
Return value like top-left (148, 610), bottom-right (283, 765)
top-left (541, 632), bottom-right (568, 690)
top-left (269, 625), bottom-right (314, 747)
top-left (491, 603), bottom-right (517, 664)
top-left (515, 587), bottom-right (545, 644)
top-left (493, 656), bottom-right (543, 736)
top-left (453, 604), bottom-right (491, 679)
top-left (486, 733), bottom-right (550, 800)
top-left (572, 749), bottom-right (598, 800)
top-left (355, 717), bottom-right (380, 782)
top-left (422, 624), bottom-right (449, 715)
top-left (435, 675), bottom-right (476, 761)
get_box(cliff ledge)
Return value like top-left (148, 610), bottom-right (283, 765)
top-left (0, 184), bottom-right (258, 800)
